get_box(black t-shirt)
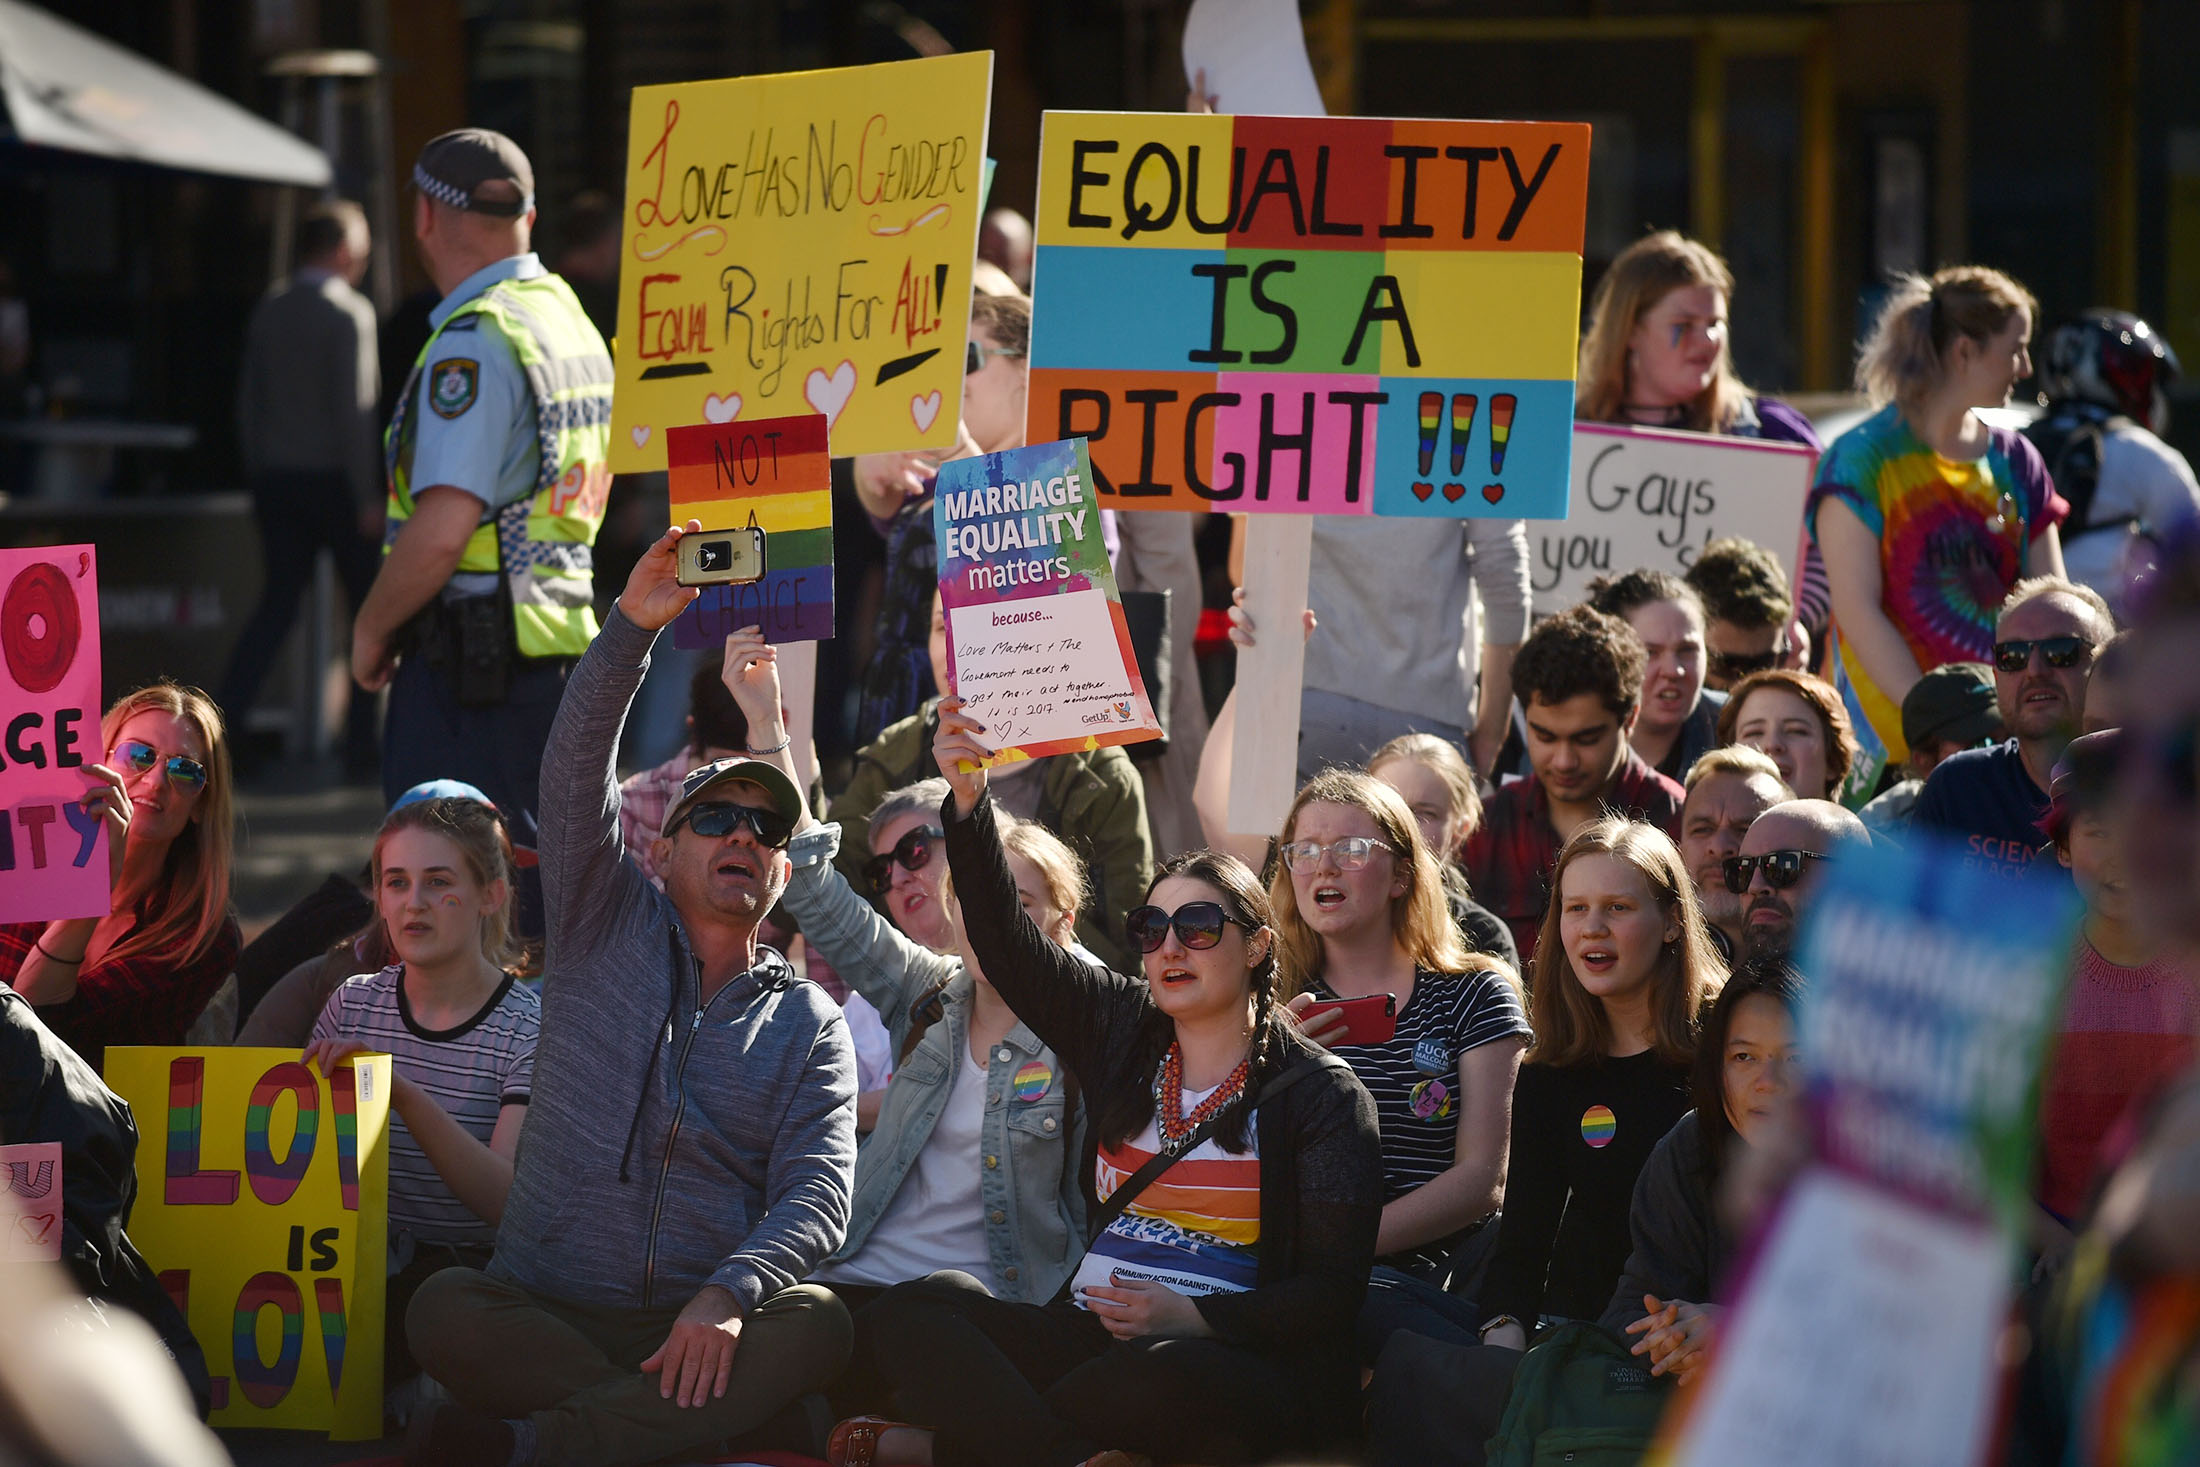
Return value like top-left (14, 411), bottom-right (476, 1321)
top-left (1479, 1048), bottom-right (1693, 1325)
top-left (1310, 966), bottom-right (1531, 1274)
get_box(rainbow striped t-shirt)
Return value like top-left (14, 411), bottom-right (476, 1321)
top-left (1806, 404), bottom-right (2064, 791)
top-left (1071, 1098), bottom-right (1260, 1304)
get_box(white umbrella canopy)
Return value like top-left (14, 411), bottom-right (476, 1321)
top-left (0, 0), bottom-right (330, 187)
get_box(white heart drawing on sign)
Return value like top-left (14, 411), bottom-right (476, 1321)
top-left (804, 360), bottom-right (858, 428)
top-left (630, 425), bottom-right (651, 448)
top-left (910, 390), bottom-right (943, 433)
top-left (703, 393), bottom-right (742, 424)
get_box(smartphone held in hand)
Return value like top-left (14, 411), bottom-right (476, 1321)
top-left (676, 526), bottom-right (768, 586)
top-left (1299, 992), bottom-right (1398, 1046)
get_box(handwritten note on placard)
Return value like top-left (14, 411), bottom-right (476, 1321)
top-left (936, 438), bottom-right (1160, 761)
top-left (1025, 111), bottom-right (1589, 518)
top-left (105, 1048), bottom-right (392, 1439)
top-left (611, 52), bottom-right (994, 470)
top-left (666, 413), bottom-right (835, 648)
top-left (1, 544), bottom-right (106, 924)
top-left (2, 1142), bottom-right (62, 1262)
top-left (1528, 424), bottom-right (1818, 616)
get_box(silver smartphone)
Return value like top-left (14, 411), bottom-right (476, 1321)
top-left (675, 526), bottom-right (768, 586)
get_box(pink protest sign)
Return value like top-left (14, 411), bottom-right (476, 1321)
top-left (0, 545), bottom-right (107, 924)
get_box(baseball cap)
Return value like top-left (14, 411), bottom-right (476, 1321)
top-left (1901, 662), bottom-right (2000, 750)
top-left (412, 128), bottom-right (535, 218)
top-left (2050, 728), bottom-right (2125, 804)
top-left (661, 758), bottom-right (805, 839)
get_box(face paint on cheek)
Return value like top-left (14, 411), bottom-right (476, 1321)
top-left (439, 893), bottom-right (464, 908)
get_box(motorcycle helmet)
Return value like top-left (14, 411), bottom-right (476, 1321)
top-left (2039, 310), bottom-right (2182, 434)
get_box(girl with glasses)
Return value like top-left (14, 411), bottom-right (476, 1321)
top-left (299, 796), bottom-right (539, 1394)
top-left (1, 682), bottom-right (239, 1069)
top-left (829, 697), bottom-right (1382, 1467)
top-left (1474, 817), bottom-right (1719, 1353)
top-left (1272, 770), bottom-right (1530, 1362)
top-left (711, 635), bottom-right (1089, 1410)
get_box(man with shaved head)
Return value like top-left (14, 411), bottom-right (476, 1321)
top-left (1915, 577), bottom-right (2114, 881)
top-left (1731, 799), bottom-right (1869, 962)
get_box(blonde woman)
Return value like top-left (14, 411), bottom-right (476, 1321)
top-left (1367, 733), bottom-right (1517, 969)
top-left (1578, 231), bottom-right (1825, 631)
top-left (1275, 769), bottom-right (1530, 1359)
top-left (1474, 818), bottom-right (1721, 1350)
top-left (1, 682), bottom-right (239, 1068)
top-left (1811, 266), bottom-right (2068, 797)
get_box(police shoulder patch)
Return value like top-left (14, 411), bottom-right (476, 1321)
top-left (429, 358), bottom-right (479, 419)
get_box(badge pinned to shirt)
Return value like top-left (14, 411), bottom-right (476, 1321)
top-left (1580, 1104), bottom-right (1617, 1149)
top-left (1410, 1077), bottom-right (1454, 1121)
top-left (1412, 1035), bottom-right (1452, 1076)
top-left (430, 358), bottom-right (480, 419)
top-left (1011, 1060), bottom-right (1053, 1103)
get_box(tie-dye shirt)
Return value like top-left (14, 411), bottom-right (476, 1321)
top-left (1806, 404), bottom-right (2065, 792)
top-left (1070, 1089), bottom-right (1260, 1304)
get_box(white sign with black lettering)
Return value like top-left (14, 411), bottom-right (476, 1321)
top-left (949, 587), bottom-right (1154, 756)
top-left (1528, 423), bottom-right (1818, 616)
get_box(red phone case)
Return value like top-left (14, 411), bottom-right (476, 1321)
top-left (1302, 993), bottom-right (1397, 1046)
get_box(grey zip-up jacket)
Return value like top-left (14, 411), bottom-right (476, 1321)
top-left (492, 606), bottom-right (858, 1311)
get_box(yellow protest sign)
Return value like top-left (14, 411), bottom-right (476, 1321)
top-left (105, 1048), bottom-right (392, 1440)
top-left (611, 51), bottom-right (995, 471)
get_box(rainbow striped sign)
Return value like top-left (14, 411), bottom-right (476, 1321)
top-left (105, 1048), bottom-right (392, 1439)
top-left (1026, 112), bottom-right (1588, 519)
top-left (666, 412), bottom-right (836, 647)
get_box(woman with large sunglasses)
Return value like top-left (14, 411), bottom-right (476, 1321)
top-left (1, 682), bottom-right (239, 1069)
top-left (1270, 769), bottom-right (1529, 1363)
top-left (826, 698), bottom-right (1382, 1467)
top-left (1474, 817), bottom-right (1719, 1354)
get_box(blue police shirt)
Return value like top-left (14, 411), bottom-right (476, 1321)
top-left (410, 253), bottom-right (545, 597)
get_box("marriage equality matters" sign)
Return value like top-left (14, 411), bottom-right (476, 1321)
top-left (935, 438), bottom-right (1160, 762)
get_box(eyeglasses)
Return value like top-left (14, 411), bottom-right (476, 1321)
top-left (965, 339), bottom-right (1025, 375)
top-left (1278, 837), bottom-right (1398, 873)
top-left (1992, 636), bottom-right (2095, 673)
top-left (865, 824), bottom-right (944, 894)
top-left (113, 739), bottom-right (208, 793)
top-left (670, 801), bottom-right (794, 848)
top-left (1125, 901), bottom-right (1245, 953)
top-left (1709, 648), bottom-right (1782, 680)
top-left (1722, 849), bottom-right (1831, 895)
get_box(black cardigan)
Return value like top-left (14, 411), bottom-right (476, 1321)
top-left (943, 792), bottom-right (1382, 1401)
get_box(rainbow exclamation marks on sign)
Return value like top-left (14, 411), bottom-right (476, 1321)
top-left (1440, 394), bottom-right (1481, 499)
top-left (1411, 391), bottom-right (1443, 499)
top-left (1482, 393), bottom-right (1517, 503)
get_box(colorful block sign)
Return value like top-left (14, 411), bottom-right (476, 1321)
top-left (610, 52), bottom-right (995, 471)
top-left (667, 413), bottom-right (836, 649)
top-left (1, 544), bottom-right (106, 924)
top-left (2, 1142), bottom-right (62, 1262)
top-left (936, 438), bottom-right (1161, 761)
top-left (105, 1048), bottom-right (392, 1439)
top-left (1026, 112), bottom-right (1588, 517)
top-left (1530, 424), bottom-right (1819, 615)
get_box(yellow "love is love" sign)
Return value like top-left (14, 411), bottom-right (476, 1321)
top-left (610, 51), bottom-right (994, 471)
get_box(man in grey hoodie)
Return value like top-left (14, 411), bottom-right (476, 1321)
top-left (404, 522), bottom-right (858, 1467)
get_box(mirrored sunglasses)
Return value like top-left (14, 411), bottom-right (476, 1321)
top-left (865, 824), bottom-right (944, 894)
top-left (1278, 836), bottom-right (1397, 874)
top-left (1125, 901), bottom-right (1241, 953)
top-left (1722, 848), bottom-right (1831, 895)
top-left (1992, 635), bottom-right (2094, 673)
top-left (114, 739), bottom-right (208, 792)
top-left (674, 801), bottom-right (794, 848)
top-left (965, 339), bottom-right (1025, 375)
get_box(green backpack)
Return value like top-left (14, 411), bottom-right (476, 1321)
top-left (1483, 1321), bottom-right (1678, 1467)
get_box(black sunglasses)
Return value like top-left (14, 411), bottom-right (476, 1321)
top-left (865, 824), bottom-right (944, 894)
top-left (114, 739), bottom-right (208, 792)
top-left (1993, 636), bottom-right (2094, 674)
top-left (1125, 901), bottom-right (1245, 953)
top-left (671, 801), bottom-right (794, 848)
top-left (1710, 648), bottom-right (1782, 679)
top-left (1723, 849), bottom-right (1831, 895)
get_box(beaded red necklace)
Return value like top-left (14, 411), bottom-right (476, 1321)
top-left (1152, 1041), bottom-right (1252, 1154)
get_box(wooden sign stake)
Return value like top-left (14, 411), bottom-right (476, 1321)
top-left (1226, 514), bottom-right (1314, 837)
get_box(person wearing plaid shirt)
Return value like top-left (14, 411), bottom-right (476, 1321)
top-left (1465, 605), bottom-right (1685, 963)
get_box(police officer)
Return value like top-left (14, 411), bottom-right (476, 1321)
top-left (352, 129), bottom-right (613, 843)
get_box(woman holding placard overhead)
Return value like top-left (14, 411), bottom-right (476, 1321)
top-left (1576, 231), bottom-right (1825, 634)
top-left (0, 682), bottom-right (240, 1070)
top-left (1810, 267), bottom-right (2068, 797)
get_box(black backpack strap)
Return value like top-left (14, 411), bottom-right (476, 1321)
top-left (1052, 1053), bottom-right (1331, 1305)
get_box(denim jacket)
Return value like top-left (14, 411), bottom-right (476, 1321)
top-left (783, 823), bottom-right (1087, 1303)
